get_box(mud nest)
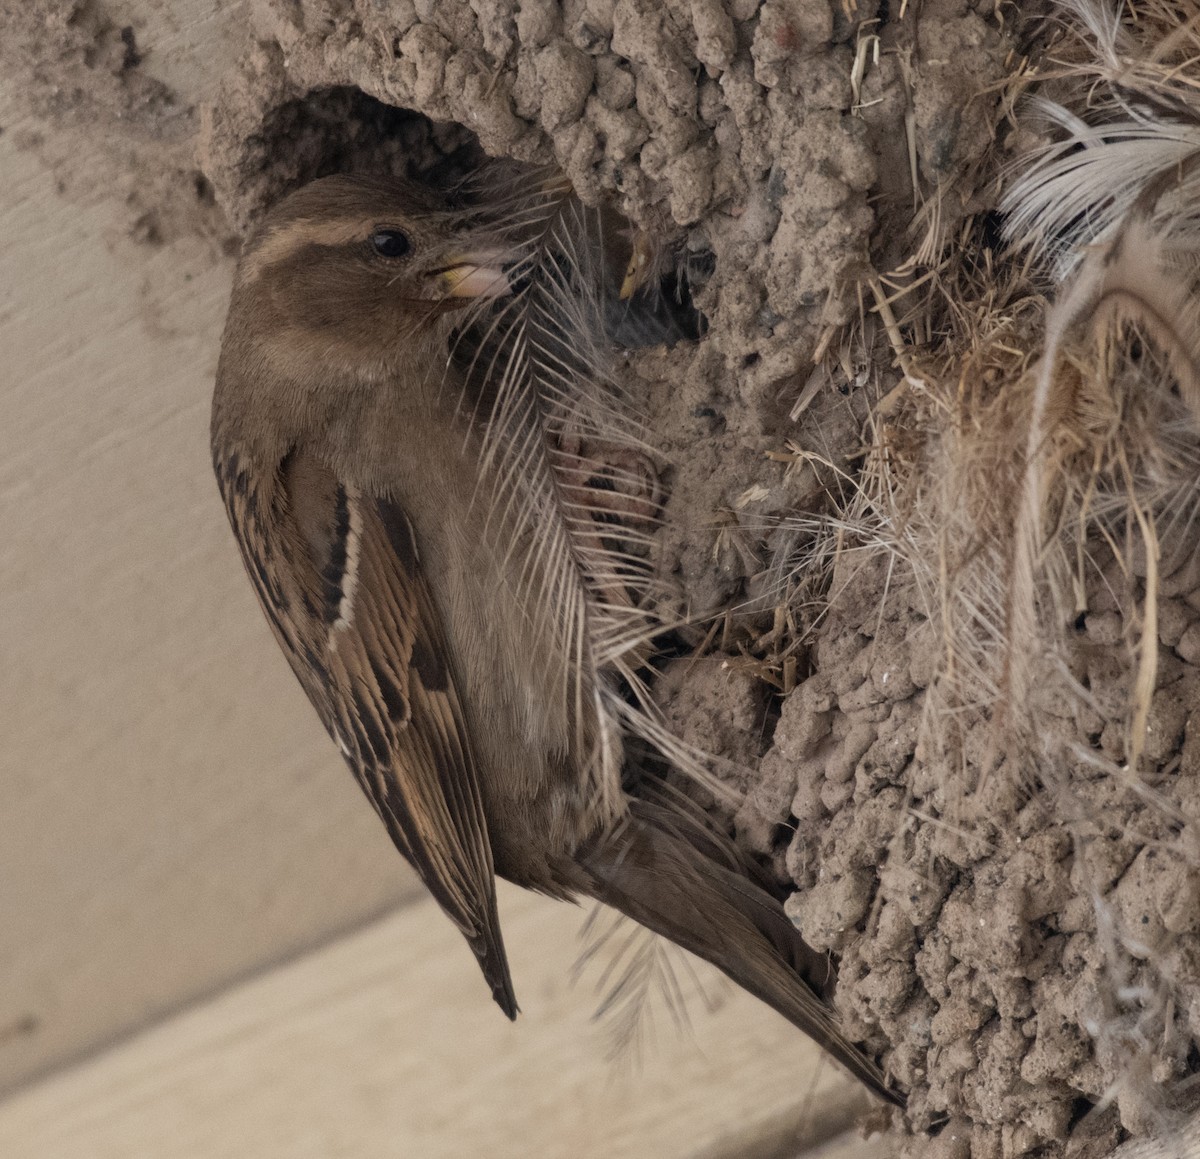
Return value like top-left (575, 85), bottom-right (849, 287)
top-left (21, 0), bottom-right (1200, 1155)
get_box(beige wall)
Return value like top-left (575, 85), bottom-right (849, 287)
top-left (0, 101), bottom-right (424, 1094)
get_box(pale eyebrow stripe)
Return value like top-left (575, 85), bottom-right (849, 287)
top-left (239, 216), bottom-right (378, 283)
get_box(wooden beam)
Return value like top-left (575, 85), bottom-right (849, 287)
top-left (0, 884), bottom-right (874, 1159)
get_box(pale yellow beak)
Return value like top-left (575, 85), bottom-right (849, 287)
top-left (433, 251), bottom-right (513, 300)
top-left (619, 232), bottom-right (656, 300)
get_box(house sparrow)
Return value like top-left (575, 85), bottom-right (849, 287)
top-left (211, 172), bottom-right (902, 1107)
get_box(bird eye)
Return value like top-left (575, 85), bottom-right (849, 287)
top-left (370, 229), bottom-right (411, 259)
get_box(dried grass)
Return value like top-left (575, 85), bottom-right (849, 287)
top-left (791, 0), bottom-right (1200, 1137)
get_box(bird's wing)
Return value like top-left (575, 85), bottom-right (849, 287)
top-left (216, 444), bottom-right (517, 1017)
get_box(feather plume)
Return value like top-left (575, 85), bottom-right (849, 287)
top-left (444, 166), bottom-right (729, 822)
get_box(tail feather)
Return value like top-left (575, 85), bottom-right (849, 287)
top-left (575, 800), bottom-right (904, 1107)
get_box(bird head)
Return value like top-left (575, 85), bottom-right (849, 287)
top-left (212, 172), bottom-right (517, 459)
top-left (228, 173), bottom-right (510, 371)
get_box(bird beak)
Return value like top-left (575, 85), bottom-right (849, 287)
top-left (619, 233), bottom-right (656, 301)
top-left (430, 250), bottom-right (514, 300)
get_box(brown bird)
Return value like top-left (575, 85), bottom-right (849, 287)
top-left (211, 171), bottom-right (902, 1107)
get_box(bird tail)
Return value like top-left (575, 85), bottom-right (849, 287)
top-left (574, 798), bottom-right (904, 1108)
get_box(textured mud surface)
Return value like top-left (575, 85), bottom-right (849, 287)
top-left (764, 534), bottom-right (1200, 1155)
top-left (10, 1), bottom-right (1200, 1155)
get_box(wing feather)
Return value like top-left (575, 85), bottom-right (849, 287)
top-left (216, 446), bottom-right (517, 1017)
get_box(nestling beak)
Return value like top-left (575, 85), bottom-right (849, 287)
top-left (430, 250), bottom-right (514, 300)
top-left (619, 233), bottom-right (656, 301)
